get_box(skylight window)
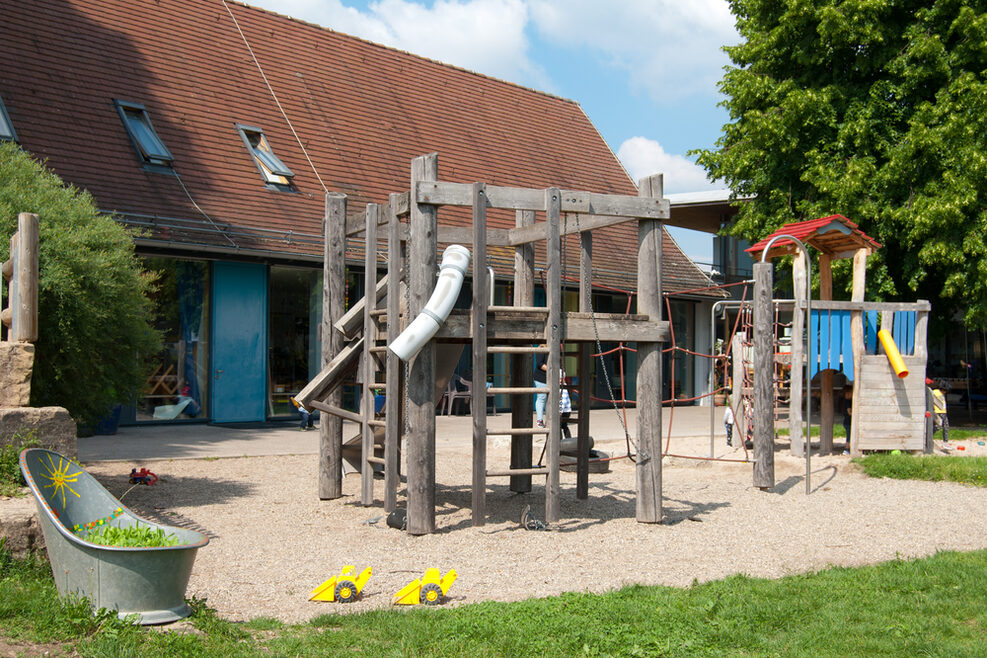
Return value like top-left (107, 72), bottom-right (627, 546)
top-left (0, 96), bottom-right (17, 142)
top-left (236, 124), bottom-right (294, 188)
top-left (114, 100), bottom-right (173, 167)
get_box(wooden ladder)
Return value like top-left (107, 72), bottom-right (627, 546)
top-left (469, 183), bottom-right (564, 527)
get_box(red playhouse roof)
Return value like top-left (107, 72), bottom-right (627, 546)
top-left (746, 215), bottom-right (881, 260)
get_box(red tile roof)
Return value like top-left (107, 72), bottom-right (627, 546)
top-left (746, 215), bottom-right (882, 260)
top-left (0, 0), bottom-right (718, 296)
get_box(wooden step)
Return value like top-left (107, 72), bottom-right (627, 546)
top-left (487, 305), bottom-right (550, 314)
top-left (486, 427), bottom-right (550, 436)
top-left (366, 456), bottom-right (385, 466)
top-left (487, 345), bottom-right (551, 354)
top-left (486, 467), bottom-right (549, 477)
top-left (488, 386), bottom-right (543, 395)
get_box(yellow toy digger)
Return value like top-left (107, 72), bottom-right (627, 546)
top-left (392, 568), bottom-right (457, 606)
top-left (309, 565), bottom-right (372, 603)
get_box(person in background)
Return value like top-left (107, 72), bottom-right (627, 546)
top-left (723, 404), bottom-right (735, 447)
top-left (559, 371), bottom-right (572, 440)
top-left (291, 396), bottom-right (315, 431)
top-left (841, 386), bottom-right (853, 454)
top-left (927, 378), bottom-right (950, 447)
top-left (533, 348), bottom-right (548, 428)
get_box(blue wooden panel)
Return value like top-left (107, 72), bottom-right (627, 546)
top-left (841, 311), bottom-right (855, 380)
top-left (892, 311), bottom-right (904, 352)
top-left (808, 311), bottom-right (819, 378)
top-left (820, 310), bottom-right (831, 371)
top-left (865, 311), bottom-right (879, 354)
top-left (905, 311), bottom-right (916, 355)
top-left (829, 310), bottom-right (842, 372)
top-left (211, 262), bottom-right (267, 422)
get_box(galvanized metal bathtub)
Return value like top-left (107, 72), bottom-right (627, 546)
top-left (19, 448), bottom-right (208, 624)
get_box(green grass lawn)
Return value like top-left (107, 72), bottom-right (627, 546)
top-left (855, 453), bottom-right (987, 487)
top-left (2, 541), bottom-right (986, 657)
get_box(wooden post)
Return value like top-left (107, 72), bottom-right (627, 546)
top-left (406, 154), bottom-right (438, 535)
top-left (384, 194), bottom-right (403, 512)
top-left (848, 248), bottom-right (867, 456)
top-left (818, 253), bottom-right (834, 455)
top-left (320, 194), bottom-right (346, 500)
top-left (361, 203), bottom-right (379, 506)
top-left (471, 183), bottom-right (488, 526)
top-left (753, 261), bottom-right (775, 488)
top-left (13, 213), bottom-right (38, 343)
top-left (635, 174), bottom-right (663, 523)
top-left (789, 253), bottom-right (806, 455)
top-left (545, 188), bottom-right (562, 524)
top-left (732, 332), bottom-right (745, 425)
top-left (577, 230), bottom-right (592, 500)
top-left (914, 305), bottom-right (931, 453)
top-left (511, 209), bottom-right (535, 493)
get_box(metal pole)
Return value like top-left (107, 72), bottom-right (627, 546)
top-left (759, 235), bottom-right (812, 494)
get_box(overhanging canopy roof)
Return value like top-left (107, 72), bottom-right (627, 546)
top-left (746, 215), bottom-right (881, 260)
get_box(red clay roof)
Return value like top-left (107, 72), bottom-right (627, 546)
top-left (0, 0), bottom-right (718, 296)
top-left (746, 215), bottom-right (882, 260)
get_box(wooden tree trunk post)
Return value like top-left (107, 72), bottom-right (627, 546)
top-left (361, 203), bottom-right (379, 506)
top-left (406, 153), bottom-right (438, 535)
top-left (635, 174), bottom-right (663, 523)
top-left (848, 247), bottom-right (867, 456)
top-left (753, 261), bottom-right (775, 489)
top-left (511, 209), bottom-right (535, 493)
top-left (471, 182), bottom-right (488, 526)
top-left (818, 253), bottom-right (834, 455)
top-left (732, 332), bottom-right (745, 424)
top-left (13, 213), bottom-right (39, 343)
top-left (320, 193), bottom-right (346, 500)
top-left (545, 188), bottom-right (562, 524)
top-left (577, 230), bottom-right (593, 499)
top-left (789, 253), bottom-right (806, 455)
top-left (384, 194), bottom-right (404, 512)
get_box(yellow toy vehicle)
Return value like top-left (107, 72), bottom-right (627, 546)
top-left (392, 568), bottom-right (457, 605)
top-left (309, 565), bottom-right (372, 603)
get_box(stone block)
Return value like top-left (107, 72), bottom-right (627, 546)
top-left (0, 495), bottom-right (43, 557)
top-left (0, 342), bottom-right (34, 406)
top-left (0, 407), bottom-right (77, 459)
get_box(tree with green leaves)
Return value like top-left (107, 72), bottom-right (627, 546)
top-left (0, 141), bottom-right (160, 429)
top-left (697, 0), bottom-right (987, 327)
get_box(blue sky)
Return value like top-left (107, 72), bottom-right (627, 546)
top-left (243, 0), bottom-right (740, 264)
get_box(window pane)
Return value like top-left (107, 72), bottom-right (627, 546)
top-left (268, 266), bottom-right (321, 417)
top-left (138, 258), bottom-right (210, 421)
top-left (0, 111), bottom-right (12, 140)
top-left (124, 109), bottom-right (171, 161)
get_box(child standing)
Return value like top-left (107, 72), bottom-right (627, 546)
top-left (559, 379), bottom-right (572, 440)
top-left (927, 378), bottom-right (949, 446)
top-left (723, 404), bottom-right (735, 447)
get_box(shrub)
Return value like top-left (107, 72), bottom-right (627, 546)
top-left (0, 142), bottom-right (160, 428)
top-left (0, 430), bottom-right (40, 497)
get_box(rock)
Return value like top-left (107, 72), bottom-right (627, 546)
top-left (0, 494), bottom-right (43, 556)
top-left (0, 407), bottom-right (78, 459)
top-left (0, 342), bottom-right (34, 407)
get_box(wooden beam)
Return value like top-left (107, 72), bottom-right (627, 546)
top-left (361, 203), bottom-right (379, 507)
top-left (12, 213), bottom-right (38, 342)
top-left (384, 194), bottom-right (404, 513)
top-left (471, 182), bottom-right (488, 527)
top-left (753, 261), bottom-right (775, 489)
top-left (635, 173), bottom-right (663, 523)
top-left (436, 310), bottom-right (669, 342)
top-left (789, 253), bottom-right (806, 456)
top-left (577, 230), bottom-right (592, 499)
top-left (344, 192), bottom-right (409, 235)
top-left (810, 300), bottom-right (931, 312)
top-left (320, 193), bottom-right (346, 500)
top-left (406, 153), bottom-right (438, 535)
top-left (545, 188), bottom-right (562, 524)
top-left (416, 181), bottom-right (670, 219)
top-left (849, 247), bottom-right (867, 456)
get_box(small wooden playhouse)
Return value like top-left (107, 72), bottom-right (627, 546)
top-left (748, 215), bottom-right (931, 455)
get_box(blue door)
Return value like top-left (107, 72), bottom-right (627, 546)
top-left (211, 262), bottom-right (267, 422)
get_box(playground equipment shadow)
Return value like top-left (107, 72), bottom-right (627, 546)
top-left (79, 406), bottom-right (721, 463)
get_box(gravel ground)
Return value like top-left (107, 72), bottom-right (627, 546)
top-left (84, 433), bottom-right (987, 624)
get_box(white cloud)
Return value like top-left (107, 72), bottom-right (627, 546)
top-left (616, 136), bottom-right (721, 194)
top-left (245, 0), bottom-right (548, 85)
top-left (528, 0), bottom-right (738, 104)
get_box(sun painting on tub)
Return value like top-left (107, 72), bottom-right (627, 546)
top-left (38, 453), bottom-right (82, 508)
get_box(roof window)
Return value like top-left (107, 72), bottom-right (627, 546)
top-left (236, 124), bottom-right (294, 189)
top-left (0, 96), bottom-right (17, 142)
top-left (114, 100), bottom-right (173, 167)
